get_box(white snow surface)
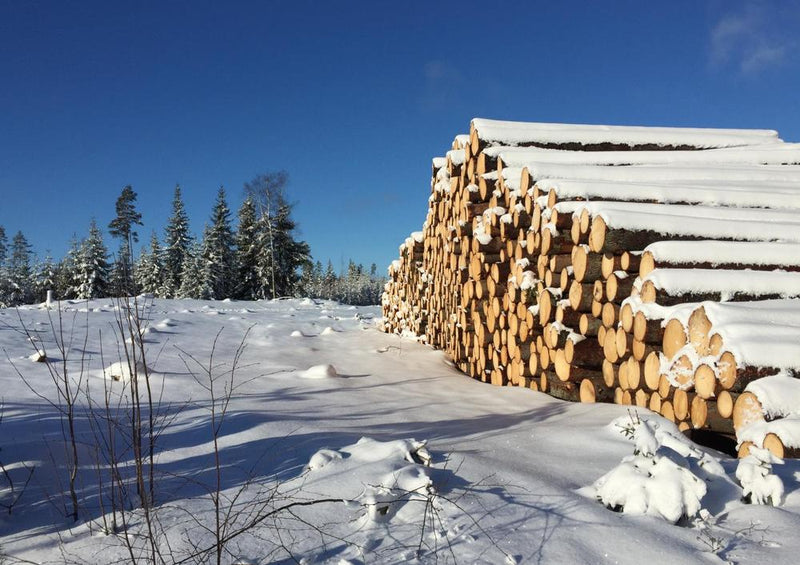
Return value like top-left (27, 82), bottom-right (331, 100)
top-left (694, 300), bottom-right (800, 370)
top-left (577, 202), bottom-right (800, 242)
top-left (502, 161), bottom-right (800, 185)
top-left (644, 268), bottom-right (800, 300)
top-left (535, 178), bottom-right (800, 210)
top-left (746, 376), bottom-right (800, 419)
top-left (486, 143), bottom-right (800, 167)
top-left (644, 241), bottom-right (800, 268)
top-left (471, 118), bottom-right (781, 149)
top-left (2, 298), bottom-right (800, 564)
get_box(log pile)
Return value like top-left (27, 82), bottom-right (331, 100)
top-left (382, 118), bottom-right (800, 455)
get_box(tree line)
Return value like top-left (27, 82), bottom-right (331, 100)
top-left (0, 172), bottom-right (386, 307)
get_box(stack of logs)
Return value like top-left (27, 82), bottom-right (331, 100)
top-left (382, 118), bottom-right (800, 455)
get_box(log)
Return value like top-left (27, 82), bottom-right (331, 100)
top-left (602, 359), bottom-right (617, 388)
top-left (662, 318), bottom-right (688, 359)
top-left (580, 377), bottom-right (615, 403)
top-left (589, 216), bottom-right (681, 255)
top-left (687, 306), bottom-right (712, 356)
top-left (732, 391), bottom-right (765, 432)
top-left (673, 388), bottom-right (690, 421)
top-left (762, 433), bottom-right (800, 459)
top-left (565, 337), bottom-right (605, 367)
top-left (605, 272), bottom-right (635, 302)
top-left (633, 311), bottom-right (663, 344)
top-left (572, 245), bottom-right (604, 282)
top-left (643, 351), bottom-right (662, 391)
top-left (694, 364), bottom-right (718, 400)
top-left (579, 313), bottom-right (602, 337)
top-left (568, 281), bottom-right (595, 312)
top-left (554, 348), bottom-right (604, 382)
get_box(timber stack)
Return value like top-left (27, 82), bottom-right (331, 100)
top-left (381, 118), bottom-right (800, 457)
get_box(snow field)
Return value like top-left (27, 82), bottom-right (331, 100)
top-left (1, 299), bottom-right (800, 564)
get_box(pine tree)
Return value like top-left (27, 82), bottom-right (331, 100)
top-left (76, 219), bottom-right (111, 299)
top-left (8, 231), bottom-right (33, 305)
top-left (235, 197), bottom-right (260, 300)
top-left (108, 185), bottom-right (143, 296)
top-left (202, 187), bottom-right (235, 299)
top-left (163, 184), bottom-right (192, 297)
top-left (135, 231), bottom-right (165, 296)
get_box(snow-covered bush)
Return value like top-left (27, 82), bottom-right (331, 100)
top-left (584, 413), bottom-right (723, 524)
top-left (736, 446), bottom-right (784, 506)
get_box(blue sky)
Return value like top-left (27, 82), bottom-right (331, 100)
top-left (1, 0), bottom-right (799, 272)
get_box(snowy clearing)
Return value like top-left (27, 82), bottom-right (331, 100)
top-left (1, 298), bottom-right (800, 564)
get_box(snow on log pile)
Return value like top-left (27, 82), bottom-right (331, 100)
top-left (382, 117), bottom-right (800, 455)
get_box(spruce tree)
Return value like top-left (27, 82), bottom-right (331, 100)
top-left (57, 236), bottom-right (81, 299)
top-left (163, 184), bottom-right (192, 297)
top-left (270, 201), bottom-right (310, 297)
top-left (8, 231), bottom-right (32, 305)
top-left (323, 260), bottom-right (337, 300)
top-left (135, 231), bottom-right (165, 297)
top-left (0, 225), bottom-right (7, 267)
top-left (178, 241), bottom-right (212, 299)
top-left (0, 225), bottom-right (8, 305)
top-left (34, 254), bottom-right (57, 303)
top-left (76, 219), bottom-right (111, 299)
top-left (108, 185), bottom-right (143, 295)
top-left (202, 187), bottom-right (235, 299)
top-left (242, 172), bottom-right (311, 299)
top-left (235, 197), bottom-right (260, 300)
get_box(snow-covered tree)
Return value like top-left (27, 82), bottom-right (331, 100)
top-left (323, 260), bottom-right (337, 300)
top-left (234, 197), bottom-right (261, 300)
top-left (135, 231), bottom-right (165, 296)
top-left (178, 241), bottom-right (212, 299)
top-left (0, 225), bottom-right (7, 267)
top-left (55, 236), bottom-right (80, 299)
top-left (33, 254), bottom-right (57, 302)
top-left (162, 184), bottom-right (192, 297)
top-left (75, 219), bottom-right (111, 299)
top-left (243, 172), bottom-right (310, 299)
top-left (7, 231), bottom-right (33, 305)
top-left (201, 187), bottom-right (236, 299)
top-left (270, 201), bottom-right (310, 297)
top-left (299, 260), bottom-right (324, 298)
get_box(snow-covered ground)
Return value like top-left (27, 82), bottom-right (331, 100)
top-left (2, 298), bottom-right (800, 564)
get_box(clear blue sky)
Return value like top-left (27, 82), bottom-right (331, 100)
top-left (2, 0), bottom-right (799, 272)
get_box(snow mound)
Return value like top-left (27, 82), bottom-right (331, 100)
top-left (585, 415), bottom-right (720, 523)
top-left (306, 448), bottom-right (343, 471)
top-left (104, 359), bottom-right (151, 382)
top-left (305, 438), bottom-right (433, 523)
top-left (290, 330), bottom-right (304, 337)
top-left (28, 350), bottom-right (46, 362)
top-left (320, 326), bottom-right (337, 335)
top-left (300, 364), bottom-right (338, 379)
top-left (736, 446), bottom-right (784, 506)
